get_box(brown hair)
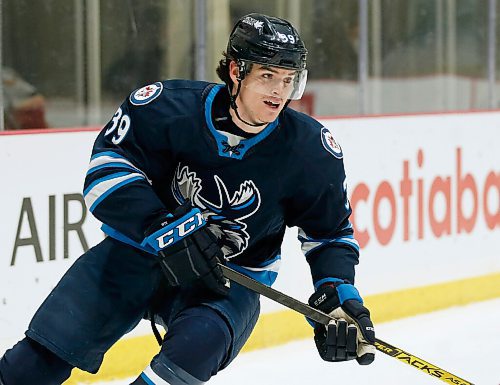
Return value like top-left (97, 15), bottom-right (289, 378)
top-left (216, 52), bottom-right (233, 88)
top-left (216, 53), bottom-right (255, 90)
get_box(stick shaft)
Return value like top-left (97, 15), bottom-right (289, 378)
top-left (220, 264), bottom-right (474, 385)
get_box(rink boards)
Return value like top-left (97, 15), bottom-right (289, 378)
top-left (0, 111), bottom-right (498, 383)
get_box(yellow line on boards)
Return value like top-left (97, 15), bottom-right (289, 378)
top-left (64, 272), bottom-right (500, 384)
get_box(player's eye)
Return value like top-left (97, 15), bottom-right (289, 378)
top-left (262, 73), bottom-right (273, 80)
top-left (283, 77), bottom-right (293, 84)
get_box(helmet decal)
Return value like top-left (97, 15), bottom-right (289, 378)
top-left (242, 15), bottom-right (264, 34)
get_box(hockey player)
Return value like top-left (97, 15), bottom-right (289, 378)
top-left (0, 13), bottom-right (375, 385)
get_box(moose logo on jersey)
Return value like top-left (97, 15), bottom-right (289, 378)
top-left (171, 164), bottom-right (261, 258)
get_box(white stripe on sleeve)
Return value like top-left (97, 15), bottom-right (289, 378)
top-left (84, 172), bottom-right (144, 211)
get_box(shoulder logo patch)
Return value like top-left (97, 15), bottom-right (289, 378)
top-left (130, 82), bottom-right (163, 106)
top-left (321, 127), bottom-right (343, 159)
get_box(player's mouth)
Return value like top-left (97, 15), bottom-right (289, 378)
top-left (263, 98), bottom-right (282, 109)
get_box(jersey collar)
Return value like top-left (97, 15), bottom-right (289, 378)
top-left (204, 84), bottom-right (279, 160)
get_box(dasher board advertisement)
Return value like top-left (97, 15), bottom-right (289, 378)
top-left (0, 112), bottom-right (498, 346)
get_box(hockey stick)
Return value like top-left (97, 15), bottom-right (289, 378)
top-left (220, 264), bottom-right (475, 385)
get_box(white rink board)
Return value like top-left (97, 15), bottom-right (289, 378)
top-left (0, 130), bottom-right (105, 346)
top-left (1, 112), bottom-right (499, 349)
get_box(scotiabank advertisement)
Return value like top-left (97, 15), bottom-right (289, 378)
top-left (325, 113), bottom-right (499, 296)
top-left (0, 112), bottom-right (499, 347)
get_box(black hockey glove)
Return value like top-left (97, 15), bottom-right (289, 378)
top-left (144, 201), bottom-right (230, 296)
top-left (308, 280), bottom-right (375, 365)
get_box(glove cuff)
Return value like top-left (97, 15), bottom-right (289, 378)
top-left (142, 208), bottom-right (206, 252)
top-left (314, 277), bottom-right (363, 305)
top-left (314, 277), bottom-right (345, 290)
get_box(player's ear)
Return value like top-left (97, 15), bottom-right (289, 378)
top-left (229, 60), bottom-right (240, 84)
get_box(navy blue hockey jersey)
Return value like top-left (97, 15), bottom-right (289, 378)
top-left (83, 80), bottom-right (359, 286)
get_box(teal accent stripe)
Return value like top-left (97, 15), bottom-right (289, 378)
top-left (204, 84), bottom-right (280, 159)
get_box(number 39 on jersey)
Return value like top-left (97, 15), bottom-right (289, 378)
top-left (104, 107), bottom-right (131, 145)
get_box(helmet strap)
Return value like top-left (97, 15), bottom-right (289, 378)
top-left (228, 69), bottom-right (267, 127)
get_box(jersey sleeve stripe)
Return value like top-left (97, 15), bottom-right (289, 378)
top-left (84, 171), bottom-right (131, 196)
top-left (89, 150), bottom-right (126, 161)
top-left (88, 152), bottom-right (150, 181)
top-left (84, 172), bottom-right (145, 212)
top-left (300, 237), bottom-right (360, 255)
top-left (341, 222), bottom-right (353, 230)
top-left (87, 162), bottom-right (139, 176)
top-left (297, 227), bottom-right (356, 243)
top-left (298, 228), bottom-right (360, 256)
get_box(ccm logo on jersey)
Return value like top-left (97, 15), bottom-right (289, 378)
top-left (130, 82), bottom-right (163, 106)
top-left (145, 209), bottom-right (206, 251)
top-left (321, 127), bottom-right (343, 159)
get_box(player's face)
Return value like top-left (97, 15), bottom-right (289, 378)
top-left (229, 62), bottom-right (296, 128)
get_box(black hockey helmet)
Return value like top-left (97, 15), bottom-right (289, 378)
top-left (227, 13), bottom-right (307, 71)
top-left (224, 14), bottom-right (308, 127)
